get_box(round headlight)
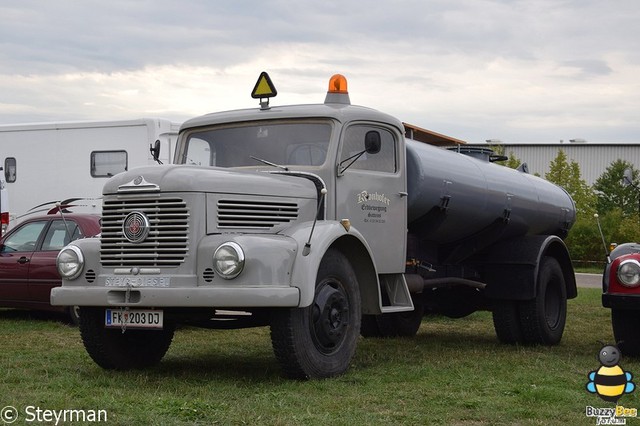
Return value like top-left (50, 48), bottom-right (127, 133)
top-left (617, 259), bottom-right (640, 287)
top-left (213, 242), bottom-right (245, 279)
top-left (56, 245), bottom-right (85, 280)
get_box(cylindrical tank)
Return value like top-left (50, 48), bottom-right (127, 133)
top-left (405, 140), bottom-right (575, 244)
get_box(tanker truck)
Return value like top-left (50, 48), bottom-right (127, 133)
top-left (51, 73), bottom-right (577, 379)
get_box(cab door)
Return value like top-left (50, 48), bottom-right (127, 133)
top-left (335, 123), bottom-right (407, 273)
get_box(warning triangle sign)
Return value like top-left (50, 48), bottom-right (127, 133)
top-left (251, 72), bottom-right (277, 99)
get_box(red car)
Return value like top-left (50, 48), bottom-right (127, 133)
top-left (602, 242), bottom-right (640, 356)
top-left (0, 213), bottom-right (101, 322)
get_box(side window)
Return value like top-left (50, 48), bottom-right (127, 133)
top-left (41, 220), bottom-right (83, 251)
top-left (91, 151), bottom-right (128, 177)
top-left (341, 126), bottom-right (396, 173)
top-left (4, 157), bottom-right (16, 183)
top-left (0, 221), bottom-right (47, 252)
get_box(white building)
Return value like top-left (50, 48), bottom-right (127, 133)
top-left (464, 142), bottom-right (640, 186)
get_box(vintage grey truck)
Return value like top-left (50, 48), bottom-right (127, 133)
top-left (52, 73), bottom-right (577, 379)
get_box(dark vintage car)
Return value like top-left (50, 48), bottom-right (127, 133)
top-left (0, 213), bottom-right (100, 322)
top-left (600, 171), bottom-right (640, 355)
top-left (602, 242), bottom-right (640, 356)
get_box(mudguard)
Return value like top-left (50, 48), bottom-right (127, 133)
top-left (283, 221), bottom-right (380, 308)
top-left (474, 234), bottom-right (576, 300)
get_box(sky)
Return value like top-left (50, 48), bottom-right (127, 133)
top-left (1, 0), bottom-right (639, 144)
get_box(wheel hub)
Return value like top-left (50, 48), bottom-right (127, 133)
top-left (312, 281), bottom-right (350, 353)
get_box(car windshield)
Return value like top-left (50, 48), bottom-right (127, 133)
top-left (180, 120), bottom-right (332, 168)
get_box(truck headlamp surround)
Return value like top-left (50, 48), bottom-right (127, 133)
top-left (213, 242), bottom-right (245, 279)
top-left (56, 245), bottom-right (85, 280)
top-left (617, 259), bottom-right (640, 287)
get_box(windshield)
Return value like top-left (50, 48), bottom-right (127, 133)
top-left (180, 120), bottom-right (332, 168)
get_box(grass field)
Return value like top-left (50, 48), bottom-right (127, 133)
top-left (0, 288), bottom-right (637, 425)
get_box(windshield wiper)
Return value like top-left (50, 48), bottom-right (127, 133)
top-left (251, 156), bottom-right (289, 171)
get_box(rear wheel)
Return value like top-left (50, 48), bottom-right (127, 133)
top-left (361, 295), bottom-right (424, 338)
top-left (612, 309), bottom-right (640, 356)
top-left (492, 300), bottom-right (523, 344)
top-left (270, 249), bottom-right (361, 379)
top-left (79, 307), bottom-right (174, 370)
top-left (519, 257), bottom-right (567, 345)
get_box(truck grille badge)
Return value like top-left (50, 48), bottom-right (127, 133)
top-left (123, 211), bottom-right (150, 243)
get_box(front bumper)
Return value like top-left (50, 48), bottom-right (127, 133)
top-left (603, 293), bottom-right (640, 310)
top-left (51, 285), bottom-right (300, 308)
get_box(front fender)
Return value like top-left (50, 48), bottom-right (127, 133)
top-left (283, 221), bottom-right (378, 308)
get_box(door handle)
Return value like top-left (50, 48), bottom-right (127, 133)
top-left (17, 257), bottom-right (30, 264)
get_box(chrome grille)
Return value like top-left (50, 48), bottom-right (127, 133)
top-left (217, 199), bottom-right (298, 229)
top-left (101, 197), bottom-right (189, 267)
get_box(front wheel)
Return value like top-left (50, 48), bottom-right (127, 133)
top-left (612, 309), bottom-right (640, 356)
top-left (270, 249), bottom-right (361, 379)
top-left (79, 307), bottom-right (175, 370)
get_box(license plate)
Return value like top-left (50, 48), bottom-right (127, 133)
top-left (105, 276), bottom-right (170, 287)
top-left (105, 309), bottom-right (164, 329)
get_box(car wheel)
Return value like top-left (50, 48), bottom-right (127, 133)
top-left (612, 309), bottom-right (640, 356)
top-left (67, 306), bottom-right (81, 326)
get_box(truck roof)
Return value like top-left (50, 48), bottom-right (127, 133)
top-left (181, 103), bottom-right (466, 147)
top-left (180, 102), bottom-right (405, 134)
top-left (181, 73), bottom-right (465, 147)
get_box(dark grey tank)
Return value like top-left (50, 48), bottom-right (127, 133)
top-left (405, 139), bottom-right (575, 244)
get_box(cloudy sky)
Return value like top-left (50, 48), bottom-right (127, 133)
top-left (1, 0), bottom-right (639, 143)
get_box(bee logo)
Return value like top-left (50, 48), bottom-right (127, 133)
top-left (586, 344), bottom-right (635, 403)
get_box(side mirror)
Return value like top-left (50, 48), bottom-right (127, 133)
top-left (364, 131), bottom-right (381, 154)
top-left (150, 140), bottom-right (163, 164)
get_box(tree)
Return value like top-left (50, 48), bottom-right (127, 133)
top-left (545, 149), bottom-right (596, 219)
top-left (593, 159), bottom-right (640, 218)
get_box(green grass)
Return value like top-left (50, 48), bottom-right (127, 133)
top-left (0, 289), bottom-right (636, 425)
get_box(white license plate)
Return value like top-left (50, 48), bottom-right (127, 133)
top-left (105, 309), bottom-right (164, 329)
top-left (105, 276), bottom-right (170, 287)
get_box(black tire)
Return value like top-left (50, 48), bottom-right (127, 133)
top-left (67, 306), bottom-right (81, 326)
top-left (492, 300), bottom-right (524, 344)
top-left (612, 309), bottom-right (640, 356)
top-left (360, 297), bottom-right (424, 338)
top-left (360, 315), bottom-right (383, 337)
top-left (518, 257), bottom-right (567, 345)
top-left (270, 249), bottom-right (361, 379)
top-left (79, 307), bottom-right (174, 370)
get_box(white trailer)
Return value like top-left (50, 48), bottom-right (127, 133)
top-left (0, 118), bottom-right (180, 225)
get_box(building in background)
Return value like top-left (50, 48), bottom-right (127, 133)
top-left (464, 141), bottom-right (640, 186)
